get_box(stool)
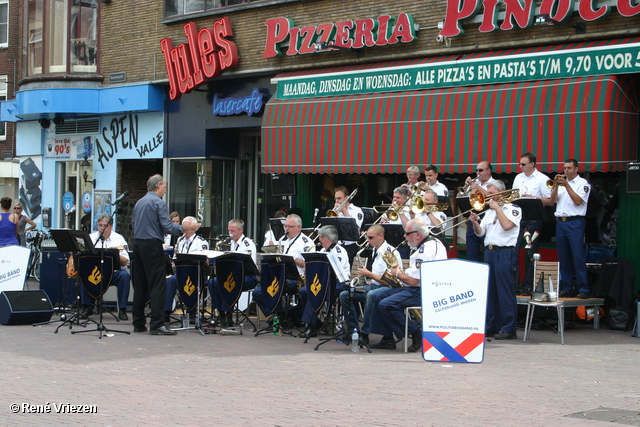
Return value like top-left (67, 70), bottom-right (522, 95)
top-left (523, 300), bottom-right (565, 344)
top-left (404, 306), bottom-right (422, 353)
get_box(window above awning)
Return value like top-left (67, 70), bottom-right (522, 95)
top-left (262, 75), bottom-right (639, 174)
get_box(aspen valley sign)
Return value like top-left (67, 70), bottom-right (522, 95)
top-left (160, 18), bottom-right (239, 101)
top-left (440, 0), bottom-right (640, 37)
top-left (263, 13), bottom-right (417, 58)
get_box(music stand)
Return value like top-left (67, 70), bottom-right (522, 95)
top-left (319, 217), bottom-right (360, 241)
top-left (438, 195), bottom-right (454, 218)
top-left (196, 226), bottom-right (211, 240)
top-left (269, 218), bottom-right (286, 241)
top-left (214, 252), bottom-right (260, 333)
top-left (381, 224), bottom-right (405, 248)
top-left (173, 253), bottom-right (210, 335)
top-left (41, 229), bottom-right (97, 333)
top-left (512, 198), bottom-right (548, 222)
top-left (254, 253), bottom-right (301, 337)
top-left (361, 208), bottom-right (378, 231)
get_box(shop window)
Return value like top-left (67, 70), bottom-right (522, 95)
top-left (26, 0), bottom-right (99, 76)
top-left (164, 0), bottom-right (296, 18)
top-left (0, 1), bottom-right (8, 48)
top-left (0, 76), bottom-right (6, 140)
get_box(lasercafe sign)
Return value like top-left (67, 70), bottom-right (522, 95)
top-left (263, 13), bottom-right (417, 58)
top-left (160, 18), bottom-right (239, 101)
top-left (440, 0), bottom-right (640, 37)
top-left (274, 42), bottom-right (640, 99)
top-left (212, 88), bottom-right (266, 116)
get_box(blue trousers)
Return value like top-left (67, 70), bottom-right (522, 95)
top-left (81, 269), bottom-right (131, 310)
top-left (556, 218), bottom-right (589, 294)
top-left (208, 275), bottom-right (257, 313)
top-left (339, 283), bottom-right (386, 333)
top-left (466, 221), bottom-right (484, 262)
top-left (484, 247), bottom-right (518, 334)
top-left (369, 287), bottom-right (405, 337)
top-left (377, 287), bottom-right (422, 339)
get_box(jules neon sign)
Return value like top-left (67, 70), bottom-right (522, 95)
top-left (160, 18), bottom-right (239, 101)
top-left (263, 13), bottom-right (417, 58)
top-left (440, 0), bottom-right (640, 37)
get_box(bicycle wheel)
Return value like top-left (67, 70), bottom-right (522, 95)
top-left (30, 250), bottom-right (41, 282)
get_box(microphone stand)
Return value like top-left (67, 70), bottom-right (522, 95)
top-left (72, 206), bottom-right (130, 338)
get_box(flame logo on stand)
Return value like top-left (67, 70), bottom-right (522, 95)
top-left (183, 276), bottom-right (195, 296)
top-left (267, 277), bottom-right (279, 297)
top-left (310, 274), bottom-right (322, 296)
top-left (224, 272), bottom-right (236, 292)
top-left (88, 266), bottom-right (102, 285)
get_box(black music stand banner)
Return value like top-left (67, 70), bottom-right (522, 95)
top-left (260, 254), bottom-right (298, 314)
top-left (302, 252), bottom-right (334, 314)
top-left (512, 198), bottom-right (548, 221)
top-left (77, 254), bottom-right (114, 300)
top-left (175, 255), bottom-right (207, 313)
top-left (216, 253), bottom-right (259, 309)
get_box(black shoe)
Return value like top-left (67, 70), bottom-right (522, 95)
top-left (485, 331), bottom-right (497, 338)
top-left (133, 326), bottom-right (148, 333)
top-left (369, 337), bottom-right (396, 350)
top-left (298, 328), bottom-right (317, 339)
top-left (80, 307), bottom-right (94, 319)
top-left (118, 309), bottom-right (129, 321)
top-left (359, 333), bottom-right (369, 346)
top-left (576, 292), bottom-right (591, 299)
top-left (494, 332), bottom-right (517, 340)
top-left (559, 291), bottom-right (576, 298)
top-left (224, 314), bottom-right (234, 327)
top-left (408, 343), bottom-right (422, 353)
top-left (520, 288), bottom-right (532, 296)
top-left (149, 326), bottom-right (177, 335)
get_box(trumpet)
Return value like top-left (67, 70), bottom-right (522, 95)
top-left (410, 182), bottom-right (430, 196)
top-left (327, 188), bottom-right (358, 217)
top-left (458, 176), bottom-right (479, 195)
top-left (432, 188), bottom-right (521, 236)
top-left (546, 174), bottom-right (567, 188)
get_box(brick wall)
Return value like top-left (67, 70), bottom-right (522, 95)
top-left (99, 0), bottom-right (640, 86)
top-left (0, 0), bottom-right (23, 158)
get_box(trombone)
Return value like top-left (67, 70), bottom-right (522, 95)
top-left (326, 188), bottom-right (358, 217)
top-left (546, 174), bottom-right (567, 188)
top-left (432, 188), bottom-right (521, 236)
top-left (373, 198), bottom-right (448, 221)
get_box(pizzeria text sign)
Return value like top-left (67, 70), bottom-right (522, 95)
top-left (274, 42), bottom-right (640, 99)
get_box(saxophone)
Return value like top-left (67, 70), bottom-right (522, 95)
top-left (349, 244), bottom-right (370, 289)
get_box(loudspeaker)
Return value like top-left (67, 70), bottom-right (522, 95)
top-left (0, 290), bottom-right (53, 325)
top-left (39, 251), bottom-right (77, 305)
top-left (271, 173), bottom-right (296, 196)
top-left (627, 163), bottom-right (640, 194)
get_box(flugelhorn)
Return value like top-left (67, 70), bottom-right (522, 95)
top-left (327, 188), bottom-right (358, 217)
top-left (546, 174), bottom-right (566, 188)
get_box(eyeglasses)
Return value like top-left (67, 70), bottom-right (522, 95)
top-left (476, 168), bottom-right (485, 172)
top-left (14, 207), bottom-right (21, 210)
top-left (519, 163), bottom-right (531, 166)
top-left (404, 231), bottom-right (418, 236)
top-left (366, 235), bottom-right (376, 239)
top-left (284, 225), bottom-right (296, 229)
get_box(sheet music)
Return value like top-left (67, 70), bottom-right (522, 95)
top-left (327, 252), bottom-right (350, 283)
top-left (191, 250), bottom-right (226, 259)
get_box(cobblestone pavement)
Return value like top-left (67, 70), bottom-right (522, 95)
top-left (0, 301), bottom-right (639, 426)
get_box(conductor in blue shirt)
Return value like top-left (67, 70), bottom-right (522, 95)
top-left (131, 174), bottom-right (182, 335)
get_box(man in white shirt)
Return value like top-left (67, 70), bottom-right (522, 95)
top-left (252, 214), bottom-right (314, 324)
top-left (512, 152), bottom-right (552, 293)
top-left (209, 218), bottom-right (258, 326)
top-left (297, 225), bottom-right (351, 338)
top-left (546, 159), bottom-right (591, 299)
top-left (80, 213), bottom-right (131, 321)
top-left (471, 180), bottom-right (521, 340)
top-left (464, 161), bottom-right (496, 262)
top-left (334, 186), bottom-right (363, 266)
top-left (369, 219), bottom-right (448, 352)
top-left (165, 216), bottom-right (209, 320)
top-left (423, 165), bottom-right (449, 197)
top-left (338, 224), bottom-right (402, 346)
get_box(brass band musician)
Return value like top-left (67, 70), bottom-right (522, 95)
top-left (333, 186), bottom-right (363, 266)
top-left (423, 165), bottom-right (448, 197)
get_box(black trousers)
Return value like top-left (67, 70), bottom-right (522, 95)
top-left (132, 239), bottom-right (166, 330)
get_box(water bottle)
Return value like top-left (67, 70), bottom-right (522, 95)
top-left (351, 328), bottom-right (359, 352)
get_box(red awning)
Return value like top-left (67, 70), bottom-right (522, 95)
top-left (262, 75), bottom-right (639, 174)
